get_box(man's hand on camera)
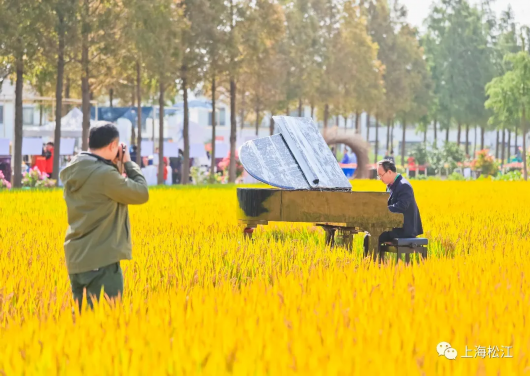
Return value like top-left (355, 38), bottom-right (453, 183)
top-left (121, 143), bottom-right (131, 163)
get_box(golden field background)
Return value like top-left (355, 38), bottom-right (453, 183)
top-left (0, 180), bottom-right (529, 375)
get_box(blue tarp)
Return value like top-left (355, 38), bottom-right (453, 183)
top-left (172, 99), bottom-right (212, 110)
top-left (91, 107), bottom-right (153, 127)
top-left (90, 106), bottom-right (180, 126)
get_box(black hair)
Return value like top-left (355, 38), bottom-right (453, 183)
top-left (88, 122), bottom-right (120, 149)
top-left (378, 160), bottom-right (397, 173)
top-left (47, 142), bottom-right (54, 146)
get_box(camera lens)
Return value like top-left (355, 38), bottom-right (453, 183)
top-left (117, 144), bottom-right (126, 158)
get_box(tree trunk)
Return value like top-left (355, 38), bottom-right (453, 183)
top-left (446, 126), bottom-right (449, 143)
top-left (182, 67), bottom-right (190, 185)
top-left (130, 83), bottom-right (136, 145)
top-left (374, 117), bottom-right (379, 164)
top-left (390, 121), bottom-right (394, 150)
top-left (254, 103), bottom-right (260, 136)
top-left (109, 88), bottom-right (114, 108)
top-left (157, 80), bottom-right (165, 185)
top-left (355, 111), bottom-right (360, 133)
top-left (507, 130), bottom-right (511, 160)
top-left (81, 0), bottom-right (90, 151)
top-left (228, 0), bottom-right (236, 184)
top-left (433, 119), bottom-right (437, 146)
top-left (366, 113), bottom-right (370, 142)
top-left (465, 124), bottom-right (469, 155)
top-left (269, 115), bottom-right (274, 136)
top-left (152, 107), bottom-right (155, 142)
top-left (228, 78), bottom-right (237, 183)
top-left (64, 76), bottom-right (70, 113)
top-left (457, 123), bottom-right (461, 146)
top-left (515, 127), bottom-right (518, 156)
top-left (386, 118), bottom-right (390, 152)
top-left (401, 119), bottom-right (406, 167)
top-left (310, 103), bottom-right (314, 119)
top-left (323, 104), bottom-right (329, 129)
top-left (210, 74), bottom-right (217, 178)
top-left (495, 130), bottom-right (499, 159)
top-left (81, 72), bottom-right (90, 150)
top-left (53, 11), bottom-right (65, 181)
top-left (522, 104), bottom-right (527, 180)
top-left (480, 126), bottom-right (485, 150)
top-left (501, 128), bottom-right (506, 166)
top-left (423, 128), bottom-right (427, 145)
top-left (13, 55), bottom-right (23, 188)
top-left (473, 126), bottom-right (477, 156)
top-left (298, 97), bottom-right (302, 117)
top-left (136, 60), bottom-right (142, 163)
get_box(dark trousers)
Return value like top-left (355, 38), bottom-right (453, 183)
top-left (69, 262), bottom-right (123, 310)
top-left (379, 228), bottom-right (412, 244)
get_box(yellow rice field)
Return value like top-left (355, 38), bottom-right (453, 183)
top-left (0, 180), bottom-right (529, 375)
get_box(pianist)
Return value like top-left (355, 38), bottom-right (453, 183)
top-left (376, 160), bottom-right (423, 243)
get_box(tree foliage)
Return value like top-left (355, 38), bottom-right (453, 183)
top-left (486, 51), bottom-right (530, 180)
top-left (1, 0), bottom-right (530, 184)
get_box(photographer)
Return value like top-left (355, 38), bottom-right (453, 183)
top-left (60, 122), bottom-right (149, 310)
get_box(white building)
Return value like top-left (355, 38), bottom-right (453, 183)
top-left (0, 80), bottom-right (52, 140)
top-left (1, 78), bottom-right (526, 160)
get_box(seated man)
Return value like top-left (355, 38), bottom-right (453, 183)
top-left (377, 159), bottom-right (423, 244)
top-left (341, 148), bottom-right (350, 164)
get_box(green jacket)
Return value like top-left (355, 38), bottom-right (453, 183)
top-left (60, 152), bottom-right (149, 274)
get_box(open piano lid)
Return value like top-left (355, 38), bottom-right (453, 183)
top-left (239, 116), bottom-right (352, 191)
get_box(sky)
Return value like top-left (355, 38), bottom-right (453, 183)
top-left (401, 0), bottom-right (530, 30)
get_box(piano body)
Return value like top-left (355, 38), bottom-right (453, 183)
top-left (237, 116), bottom-right (402, 256)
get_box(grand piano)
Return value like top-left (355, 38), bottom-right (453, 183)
top-left (236, 116), bottom-right (402, 257)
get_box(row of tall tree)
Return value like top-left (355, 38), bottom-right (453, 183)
top-left (422, 0), bottom-right (530, 179)
top-left (1, 0), bottom-right (529, 185)
top-left (0, 0), bottom-right (433, 187)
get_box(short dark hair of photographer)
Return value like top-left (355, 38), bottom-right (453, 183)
top-left (378, 159), bottom-right (397, 173)
top-left (89, 122), bottom-right (120, 149)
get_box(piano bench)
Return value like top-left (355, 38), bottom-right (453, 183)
top-left (379, 238), bottom-right (428, 265)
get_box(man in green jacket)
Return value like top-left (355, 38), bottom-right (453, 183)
top-left (60, 122), bottom-right (149, 309)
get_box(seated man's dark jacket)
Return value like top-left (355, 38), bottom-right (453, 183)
top-left (387, 175), bottom-right (423, 237)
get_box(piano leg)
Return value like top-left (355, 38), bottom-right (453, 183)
top-left (323, 226), bottom-right (336, 247)
top-left (342, 232), bottom-right (354, 252)
top-left (365, 227), bottom-right (385, 262)
top-left (243, 227), bottom-right (255, 239)
top-left (363, 233), bottom-right (370, 258)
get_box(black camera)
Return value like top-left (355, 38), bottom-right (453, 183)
top-left (116, 143), bottom-right (126, 159)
